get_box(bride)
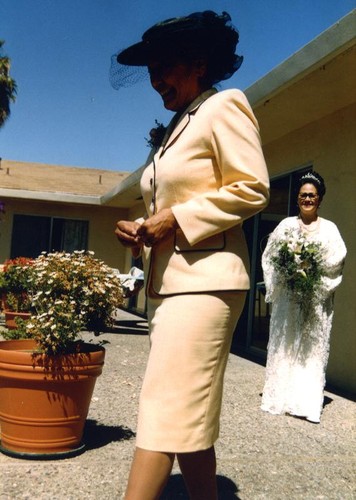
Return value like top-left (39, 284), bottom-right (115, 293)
top-left (261, 171), bottom-right (347, 423)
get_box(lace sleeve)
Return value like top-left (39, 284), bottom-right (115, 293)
top-left (261, 221), bottom-right (289, 303)
top-left (319, 224), bottom-right (347, 300)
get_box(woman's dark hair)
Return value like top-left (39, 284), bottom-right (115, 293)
top-left (297, 171), bottom-right (326, 201)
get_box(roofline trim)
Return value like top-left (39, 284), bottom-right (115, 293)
top-left (0, 188), bottom-right (101, 205)
top-left (245, 9), bottom-right (356, 107)
top-left (100, 163), bottom-right (146, 205)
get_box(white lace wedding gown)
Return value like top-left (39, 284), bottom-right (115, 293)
top-left (261, 216), bottom-right (347, 422)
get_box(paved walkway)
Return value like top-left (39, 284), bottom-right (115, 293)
top-left (0, 309), bottom-right (355, 499)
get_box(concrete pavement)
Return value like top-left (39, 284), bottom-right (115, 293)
top-left (0, 309), bottom-right (355, 499)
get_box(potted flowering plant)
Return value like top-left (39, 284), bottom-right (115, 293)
top-left (0, 256), bottom-right (35, 310)
top-left (0, 251), bottom-right (124, 459)
top-left (0, 257), bottom-right (35, 329)
top-left (25, 250), bottom-right (123, 354)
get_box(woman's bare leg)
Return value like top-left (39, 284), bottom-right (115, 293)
top-left (177, 446), bottom-right (218, 500)
top-left (124, 447), bottom-right (175, 500)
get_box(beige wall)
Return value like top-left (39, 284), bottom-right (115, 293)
top-left (0, 198), bottom-right (129, 272)
top-left (262, 103), bottom-right (356, 395)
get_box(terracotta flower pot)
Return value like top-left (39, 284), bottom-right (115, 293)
top-left (4, 310), bottom-right (31, 330)
top-left (0, 339), bottom-right (105, 459)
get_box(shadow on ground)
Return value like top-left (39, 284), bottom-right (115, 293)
top-left (106, 319), bottom-right (149, 336)
top-left (323, 395), bottom-right (333, 407)
top-left (160, 474), bottom-right (240, 499)
top-left (83, 419), bottom-right (135, 450)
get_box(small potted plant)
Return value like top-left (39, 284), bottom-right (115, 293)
top-left (0, 257), bottom-right (35, 329)
top-left (0, 251), bottom-right (124, 459)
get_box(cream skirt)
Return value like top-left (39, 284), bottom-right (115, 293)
top-left (136, 291), bottom-right (246, 453)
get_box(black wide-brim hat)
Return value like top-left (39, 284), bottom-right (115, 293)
top-left (117, 10), bottom-right (243, 72)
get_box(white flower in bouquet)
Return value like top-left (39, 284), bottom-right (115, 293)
top-left (271, 229), bottom-right (325, 314)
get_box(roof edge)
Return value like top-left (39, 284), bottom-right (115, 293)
top-left (0, 188), bottom-right (101, 205)
top-left (100, 163), bottom-right (146, 205)
top-left (245, 9), bottom-right (356, 107)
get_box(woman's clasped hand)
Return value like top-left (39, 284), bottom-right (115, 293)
top-left (115, 208), bottom-right (179, 249)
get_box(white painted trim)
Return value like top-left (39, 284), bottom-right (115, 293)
top-left (245, 10), bottom-right (356, 106)
top-left (0, 188), bottom-right (101, 205)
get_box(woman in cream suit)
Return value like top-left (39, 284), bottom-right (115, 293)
top-left (113, 11), bottom-right (269, 500)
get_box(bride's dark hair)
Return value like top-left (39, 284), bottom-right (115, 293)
top-left (297, 171), bottom-right (326, 201)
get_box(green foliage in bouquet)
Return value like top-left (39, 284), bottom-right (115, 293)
top-left (271, 230), bottom-right (324, 312)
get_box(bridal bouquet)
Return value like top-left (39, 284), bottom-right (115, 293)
top-left (271, 229), bottom-right (324, 311)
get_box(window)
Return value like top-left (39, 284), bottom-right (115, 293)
top-left (11, 215), bottom-right (89, 258)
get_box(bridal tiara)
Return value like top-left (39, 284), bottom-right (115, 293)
top-left (301, 172), bottom-right (321, 184)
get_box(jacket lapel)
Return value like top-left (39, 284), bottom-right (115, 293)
top-left (160, 113), bottom-right (191, 155)
top-left (159, 88), bottom-right (217, 157)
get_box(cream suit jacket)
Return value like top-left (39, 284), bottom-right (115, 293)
top-left (140, 88), bottom-right (270, 296)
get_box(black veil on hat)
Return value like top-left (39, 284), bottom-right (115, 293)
top-left (110, 11), bottom-right (243, 90)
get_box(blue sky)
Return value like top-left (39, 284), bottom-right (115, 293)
top-left (1, 0), bottom-right (355, 172)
